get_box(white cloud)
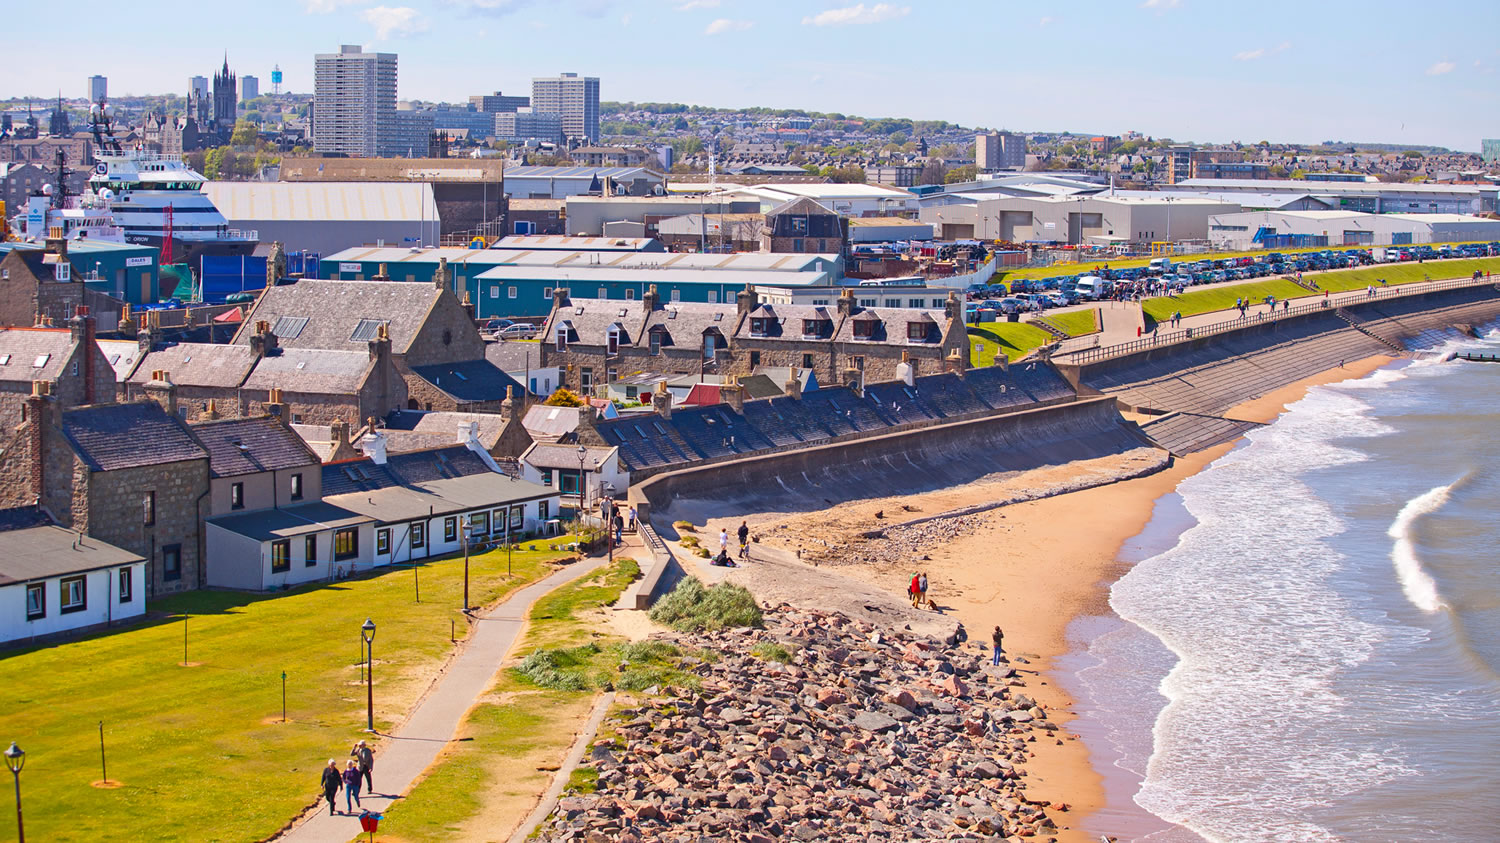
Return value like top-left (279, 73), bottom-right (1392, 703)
top-left (1038, 16), bottom-right (1054, 26)
top-left (801, 3), bottom-right (910, 27)
top-left (1140, 0), bottom-right (1181, 11)
top-left (676, 0), bottom-right (720, 9)
top-left (362, 5), bottom-right (428, 39)
top-left (1426, 60), bottom-right (1455, 76)
top-left (303, 0), bottom-right (362, 12)
top-left (1234, 48), bottom-right (1264, 61)
top-left (705, 17), bottom-right (752, 34)
top-left (450, 0), bottom-right (536, 15)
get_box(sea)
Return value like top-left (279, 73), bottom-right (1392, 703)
top-left (1060, 327), bottom-right (1500, 843)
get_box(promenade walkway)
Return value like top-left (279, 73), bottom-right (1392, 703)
top-left (274, 552), bottom-right (609, 843)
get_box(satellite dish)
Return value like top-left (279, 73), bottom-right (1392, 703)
top-left (41, 184), bottom-right (54, 196)
top-left (99, 188), bottom-right (114, 201)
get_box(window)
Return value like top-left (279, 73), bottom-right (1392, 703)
top-left (908, 322), bottom-right (930, 341)
top-left (671, 289), bottom-right (681, 302)
top-left (885, 298), bottom-right (901, 308)
top-left (305, 535), bottom-right (318, 566)
top-left (543, 287), bottom-right (553, 299)
top-left (707, 291), bottom-right (718, 303)
top-left (492, 509), bottom-right (506, 534)
top-left (581, 367), bottom-right (593, 390)
top-left (511, 503), bottom-right (526, 529)
top-left (851, 355), bottom-right (865, 371)
top-left (444, 517), bottom-right (457, 543)
top-left (853, 320), bottom-right (876, 339)
top-left (411, 522), bottom-right (426, 549)
top-left (607, 327), bottom-right (620, 355)
top-left (750, 350), bottom-right (761, 367)
top-left (489, 286), bottom-right (499, 299)
top-left (231, 482), bottom-right (244, 510)
top-left (791, 217), bottom-right (808, 234)
top-left (909, 299), bottom-right (926, 308)
top-left (467, 511), bottom-right (489, 536)
top-left (270, 316), bottom-right (309, 340)
top-left (349, 319), bottom-right (388, 342)
top-left (334, 528), bottom-right (358, 561)
top-left (598, 287), bottom-right (608, 299)
top-left (793, 238), bottom-right (804, 251)
top-left (859, 298), bottom-right (876, 307)
top-left (290, 473), bottom-right (304, 501)
top-left (555, 327), bottom-right (568, 352)
top-left (606, 368), bottom-right (617, 383)
top-left (71, 360), bottom-right (79, 376)
top-left (376, 528), bottom-right (391, 556)
top-left (271, 540), bottom-right (291, 573)
top-left (802, 319), bottom-right (822, 337)
top-left (118, 567), bottom-right (133, 602)
top-left (508, 286), bottom-right (518, 299)
top-left (749, 317), bottom-right (771, 337)
top-left (25, 583), bottom-right (44, 620)
top-left (624, 288), bottom-right (635, 300)
top-left (541, 468), bottom-right (553, 487)
top-left (648, 330), bottom-right (662, 355)
top-left (162, 544), bottom-right (182, 581)
top-left (143, 491), bottom-right (155, 526)
top-left (537, 500), bottom-right (549, 521)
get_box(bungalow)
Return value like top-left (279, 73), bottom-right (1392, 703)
top-left (519, 441), bottom-right (627, 505)
top-left (0, 507), bottom-right (146, 646)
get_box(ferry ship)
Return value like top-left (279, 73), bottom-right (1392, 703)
top-left (7, 151), bottom-right (125, 245)
top-left (85, 100), bottom-right (257, 263)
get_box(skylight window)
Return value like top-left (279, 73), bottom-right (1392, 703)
top-left (349, 319), bottom-right (388, 342)
top-left (270, 316), bottom-right (309, 339)
top-left (32, 354), bottom-right (49, 368)
top-left (0, 354), bottom-right (10, 365)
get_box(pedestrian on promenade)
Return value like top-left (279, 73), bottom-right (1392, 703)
top-left (737, 521), bottom-right (750, 559)
top-left (919, 572), bottom-right (929, 609)
top-left (1283, 299), bottom-right (1290, 312)
top-left (628, 506), bottom-right (637, 531)
top-left (719, 528), bottom-right (729, 554)
top-left (350, 739), bottom-right (374, 793)
top-left (613, 511), bottom-right (624, 545)
top-left (342, 760), bottom-right (362, 814)
top-left (991, 626), bottom-right (1005, 666)
top-left (320, 759), bottom-right (342, 815)
top-left (909, 572), bottom-right (922, 607)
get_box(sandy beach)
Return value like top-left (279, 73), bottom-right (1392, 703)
top-left (698, 352), bottom-right (1395, 842)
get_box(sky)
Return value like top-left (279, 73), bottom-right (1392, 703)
top-left (3, 0), bottom-right (1497, 151)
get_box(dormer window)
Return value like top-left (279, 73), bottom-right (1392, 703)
top-left (907, 322), bottom-right (931, 342)
top-left (648, 328), bottom-right (663, 355)
top-left (853, 319), bottom-right (876, 339)
top-left (607, 326), bottom-right (620, 355)
top-left (802, 319), bottom-right (823, 338)
top-left (555, 326), bottom-right (568, 352)
top-left (749, 317), bottom-right (772, 337)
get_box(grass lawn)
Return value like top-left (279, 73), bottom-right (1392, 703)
top-left (1037, 309), bottom-right (1099, 337)
top-left (968, 322), bottom-right (1054, 364)
top-left (1141, 279), bottom-right (1309, 322)
top-left (377, 558), bottom-right (642, 841)
top-left (1303, 256), bottom-right (1500, 293)
top-left (0, 540), bottom-right (582, 843)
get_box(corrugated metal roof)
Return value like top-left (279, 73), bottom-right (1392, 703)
top-left (204, 181), bottom-right (436, 222)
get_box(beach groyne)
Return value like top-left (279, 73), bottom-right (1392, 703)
top-left (631, 396), bottom-right (1154, 527)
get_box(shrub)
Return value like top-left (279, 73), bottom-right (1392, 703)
top-left (679, 536), bottom-right (700, 548)
top-left (543, 388), bottom-right (587, 407)
top-left (751, 642), bottom-right (793, 663)
top-left (649, 578), bottom-right (763, 633)
top-left (695, 547), bottom-right (711, 559)
top-left (673, 520), bottom-right (698, 533)
top-left (515, 644), bottom-right (599, 691)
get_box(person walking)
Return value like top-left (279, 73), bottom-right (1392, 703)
top-left (320, 759), bottom-right (342, 816)
top-left (991, 626), bottom-right (1005, 666)
top-left (613, 511), bottom-right (624, 546)
top-left (627, 506), bottom-right (637, 532)
top-left (350, 740), bottom-right (374, 794)
top-left (919, 572), bottom-right (929, 609)
top-left (342, 760), bottom-right (362, 814)
top-left (737, 520), bottom-right (750, 560)
top-left (718, 528), bottom-right (729, 555)
top-left (909, 572), bottom-right (922, 607)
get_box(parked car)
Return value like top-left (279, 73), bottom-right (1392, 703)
top-left (495, 323), bottom-right (537, 340)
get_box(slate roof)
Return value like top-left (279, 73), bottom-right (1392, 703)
top-left (522, 442), bottom-right (617, 470)
top-left (484, 340), bottom-right (543, 372)
top-left (63, 402), bottom-right (208, 472)
top-left (0, 506), bottom-right (53, 533)
top-left (408, 360), bottom-right (524, 403)
top-left (522, 405), bottom-right (592, 440)
top-left (127, 343), bottom-right (258, 389)
top-left (544, 299), bottom-right (650, 347)
top-left (735, 303), bottom-right (835, 341)
top-left (0, 328), bottom-right (75, 383)
top-left (638, 303), bottom-right (739, 349)
top-left (96, 340), bottom-right (144, 383)
top-left (0, 526), bottom-right (143, 585)
top-left (833, 306), bottom-right (949, 344)
top-left (242, 349), bottom-right (370, 395)
top-left (321, 445), bottom-right (493, 497)
top-left (190, 416), bottom-right (322, 478)
top-left (235, 279), bottom-right (440, 354)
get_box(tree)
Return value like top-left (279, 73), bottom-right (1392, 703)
top-left (943, 164), bottom-right (977, 184)
top-left (826, 165), bottom-right (866, 184)
top-left (544, 388), bottom-right (587, 407)
top-left (1402, 149), bottom-right (1424, 159)
top-left (230, 119), bottom-right (258, 147)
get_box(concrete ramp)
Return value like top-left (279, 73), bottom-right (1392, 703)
top-left (636, 397), bottom-right (1155, 525)
top-left (1138, 412), bottom-right (1265, 456)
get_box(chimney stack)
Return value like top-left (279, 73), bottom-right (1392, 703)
top-left (500, 384), bottom-right (521, 421)
top-left (265, 386), bottom-right (292, 425)
top-left (250, 320), bottom-right (279, 357)
top-left (836, 287), bottom-right (856, 318)
top-left (137, 311), bottom-right (159, 354)
top-left (327, 417), bottom-right (359, 462)
top-left (552, 287), bottom-right (571, 313)
top-left (736, 283), bottom-right (759, 319)
top-left (118, 302), bottom-right (137, 338)
top-left (69, 305), bottom-right (97, 405)
top-left (143, 370), bottom-right (178, 417)
top-left (200, 399), bottom-right (221, 421)
top-left (784, 369), bottom-right (802, 400)
top-left (359, 421), bottom-right (388, 465)
top-left (27, 381), bottom-right (53, 500)
top-left (642, 284), bottom-right (660, 312)
top-left (722, 375), bottom-right (745, 414)
top-left (944, 290), bottom-right (963, 322)
top-left (651, 381), bottom-right (672, 419)
top-left (44, 227), bottom-right (68, 259)
top-left (368, 322), bottom-right (391, 362)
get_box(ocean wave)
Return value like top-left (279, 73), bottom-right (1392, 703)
top-left (1387, 482), bottom-right (1459, 613)
top-left (1112, 385), bottom-right (1413, 841)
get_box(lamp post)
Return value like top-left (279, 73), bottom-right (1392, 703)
top-left (460, 515), bottom-right (471, 612)
top-left (576, 445), bottom-right (588, 516)
top-left (361, 619), bottom-right (376, 733)
top-left (4, 741), bottom-right (23, 843)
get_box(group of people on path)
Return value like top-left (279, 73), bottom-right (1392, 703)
top-left (712, 521), bottom-right (752, 566)
top-left (319, 740), bottom-right (375, 816)
top-left (599, 497), bottom-right (637, 547)
top-left (908, 571), bottom-right (931, 609)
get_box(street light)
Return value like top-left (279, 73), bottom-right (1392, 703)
top-left (576, 444), bottom-right (588, 514)
top-left (361, 619), bottom-right (376, 733)
top-left (4, 741), bottom-right (23, 843)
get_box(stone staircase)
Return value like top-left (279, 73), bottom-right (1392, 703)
top-left (1334, 307), bottom-right (1406, 352)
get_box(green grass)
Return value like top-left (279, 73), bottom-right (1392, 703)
top-left (1141, 279), bottom-right (1309, 322)
top-left (968, 322), bottom-right (1054, 364)
top-left (1037, 309), bottom-right (1099, 337)
top-left (0, 540), bottom-right (582, 843)
top-left (1302, 256), bottom-right (1500, 293)
top-left (647, 577), bottom-right (763, 633)
top-left (379, 556), bottom-right (646, 839)
top-left (750, 642), bottom-right (794, 663)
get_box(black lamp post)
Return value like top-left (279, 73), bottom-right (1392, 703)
top-left (576, 444), bottom-right (588, 515)
top-left (4, 741), bottom-right (23, 843)
top-left (361, 619), bottom-right (376, 733)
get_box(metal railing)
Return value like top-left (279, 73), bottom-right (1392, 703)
top-left (1064, 275), bottom-right (1499, 366)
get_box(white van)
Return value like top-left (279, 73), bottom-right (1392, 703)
top-left (1074, 276), bottom-right (1111, 300)
top-left (1148, 258), bottom-right (1174, 274)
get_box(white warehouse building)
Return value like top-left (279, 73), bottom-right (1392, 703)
top-left (1206, 210), bottom-right (1500, 250)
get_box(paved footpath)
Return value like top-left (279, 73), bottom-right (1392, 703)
top-left (274, 552), bottom-right (608, 843)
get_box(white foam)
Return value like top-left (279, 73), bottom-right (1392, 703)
top-left (1387, 483), bottom-right (1454, 613)
top-left (1112, 384), bottom-right (1414, 841)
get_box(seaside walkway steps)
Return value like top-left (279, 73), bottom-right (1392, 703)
top-left (1137, 412), bottom-right (1266, 457)
top-left (272, 552), bottom-right (611, 843)
top-left (1334, 307), bottom-right (1406, 352)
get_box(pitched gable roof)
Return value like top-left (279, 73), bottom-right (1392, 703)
top-left (62, 402), bottom-right (208, 472)
top-left (242, 349), bottom-right (371, 395)
top-left (321, 445), bottom-right (493, 497)
top-left (190, 416), bottom-right (322, 477)
top-left (0, 328), bottom-right (75, 383)
top-left (408, 360), bottom-right (524, 403)
top-left (127, 343), bottom-right (258, 389)
top-left (235, 279), bottom-right (441, 354)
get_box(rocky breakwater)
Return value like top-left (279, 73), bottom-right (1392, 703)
top-left (534, 605), bottom-right (1069, 842)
